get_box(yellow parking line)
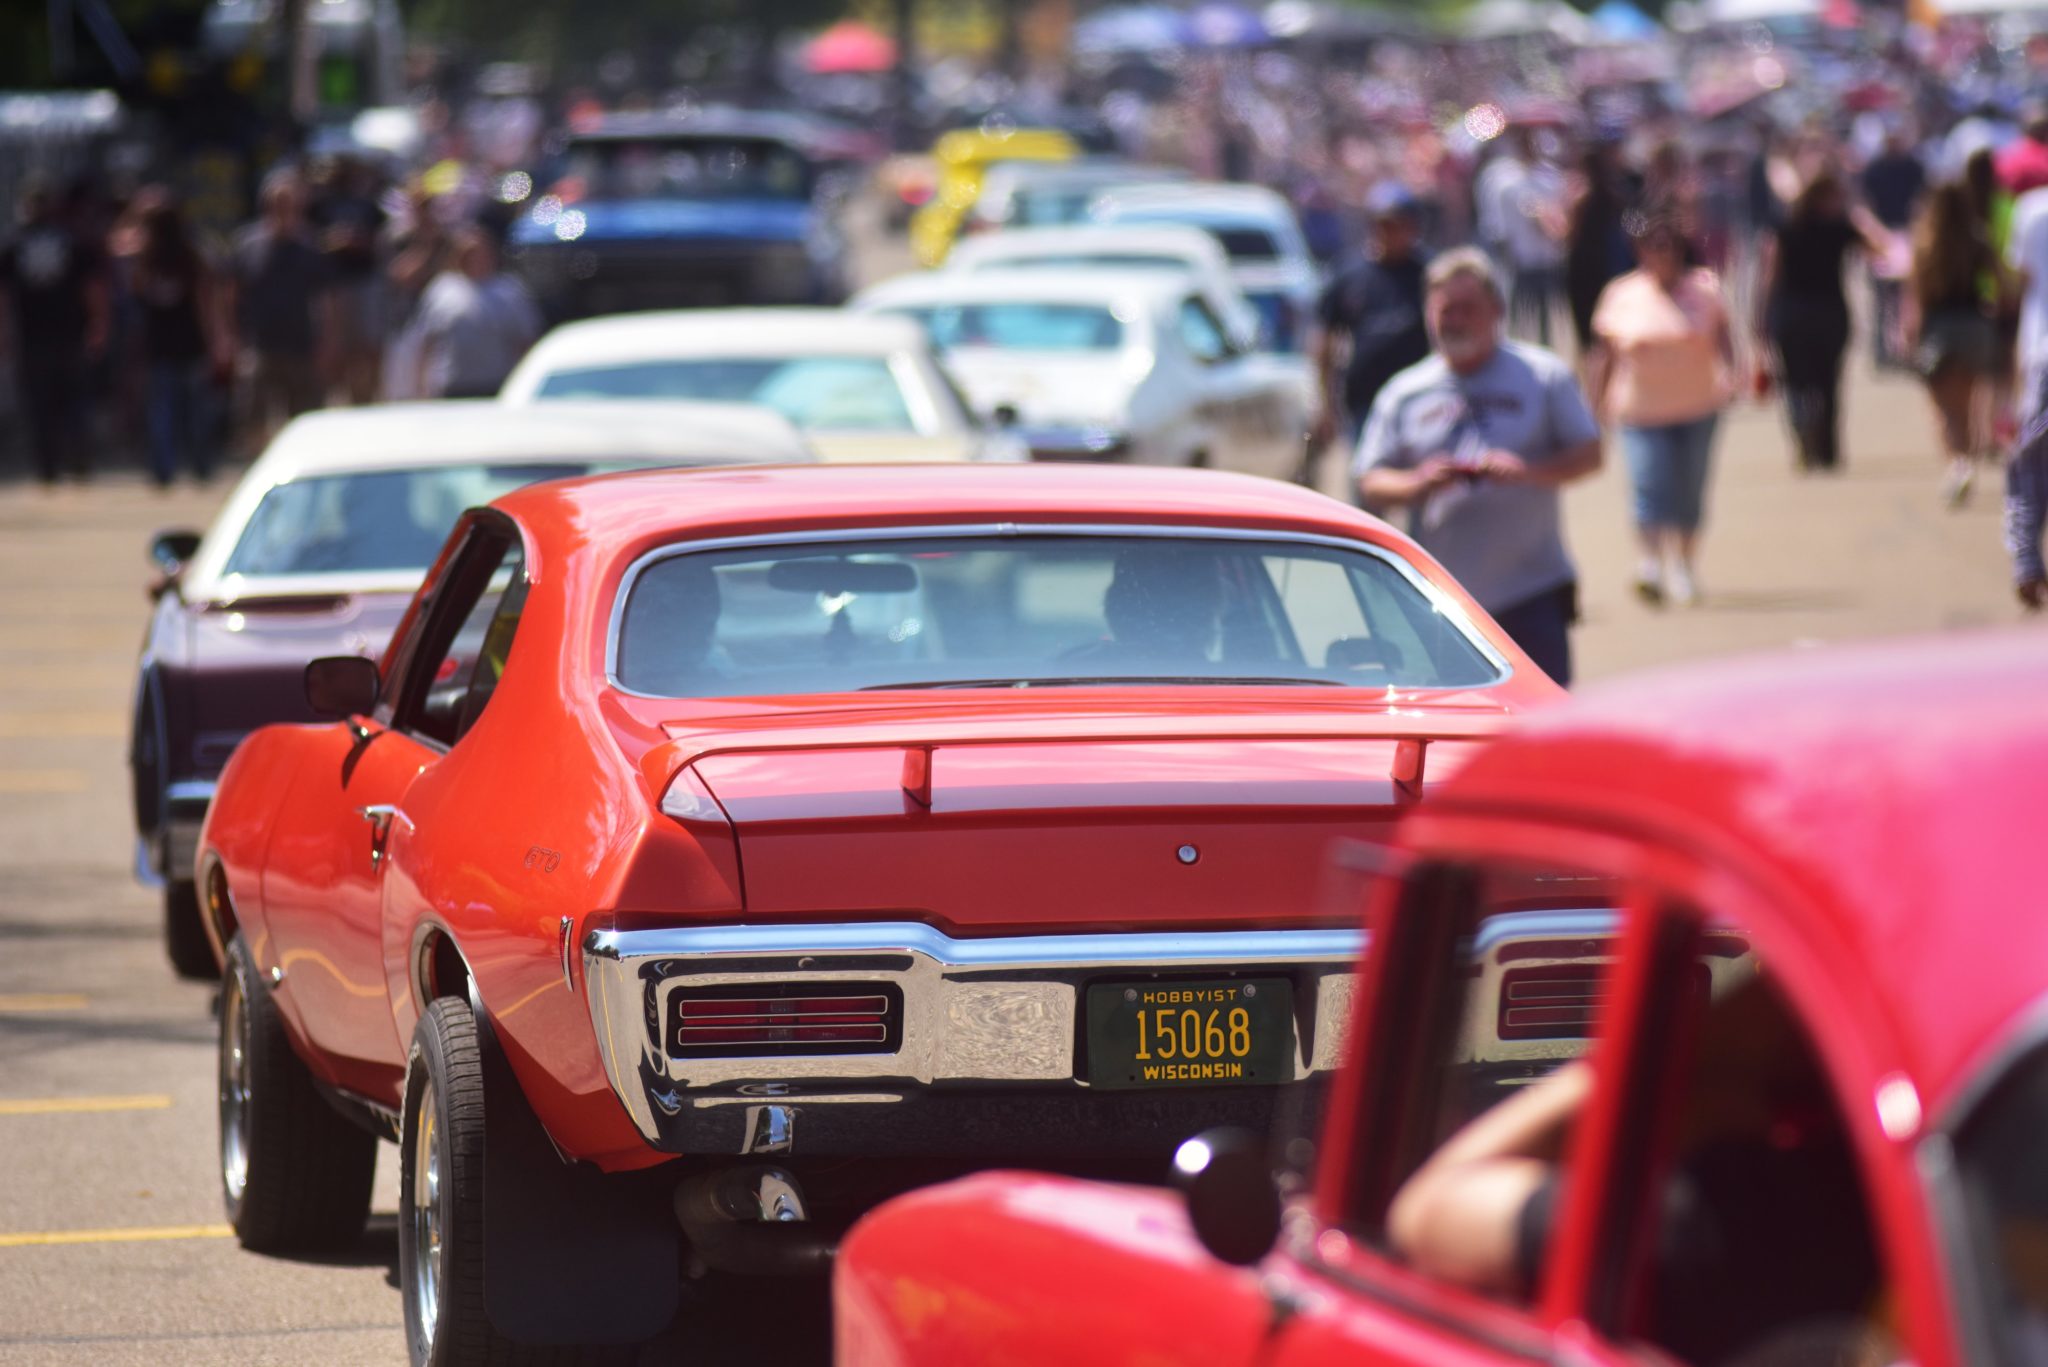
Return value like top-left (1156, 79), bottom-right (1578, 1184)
top-left (0, 1095), bottom-right (173, 1116)
top-left (0, 770), bottom-right (90, 793)
top-left (0, 994), bottom-right (88, 1013)
top-left (0, 1224), bottom-right (233, 1249)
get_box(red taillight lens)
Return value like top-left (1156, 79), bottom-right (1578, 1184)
top-left (668, 986), bottom-right (900, 1057)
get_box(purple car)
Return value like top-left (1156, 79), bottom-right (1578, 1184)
top-left (131, 399), bottom-right (812, 975)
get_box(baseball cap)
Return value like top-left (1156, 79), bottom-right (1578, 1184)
top-left (1366, 181), bottom-right (1422, 219)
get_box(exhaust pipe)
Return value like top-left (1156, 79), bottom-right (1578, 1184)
top-left (674, 1166), bottom-right (835, 1276)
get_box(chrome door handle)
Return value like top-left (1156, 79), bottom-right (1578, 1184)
top-left (358, 804), bottom-right (399, 867)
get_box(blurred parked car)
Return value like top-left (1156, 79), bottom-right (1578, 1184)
top-left (838, 630), bottom-right (2048, 1367)
top-left (1092, 182), bottom-right (1323, 352)
top-left (910, 126), bottom-right (1077, 266)
top-left (962, 158), bottom-right (1186, 234)
top-left (131, 400), bottom-right (811, 977)
top-left (499, 308), bottom-right (1024, 463)
top-left (944, 222), bottom-right (1264, 354)
top-left (508, 110), bottom-right (847, 319)
top-left (853, 267), bottom-right (1309, 471)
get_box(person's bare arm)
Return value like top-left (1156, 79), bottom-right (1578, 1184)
top-left (1388, 1060), bottom-right (1595, 1296)
top-left (1751, 233), bottom-right (1778, 354)
top-left (1479, 439), bottom-right (1601, 488)
top-left (1312, 323), bottom-right (1346, 448)
top-left (1359, 455), bottom-right (1457, 507)
top-left (1848, 204), bottom-right (1896, 261)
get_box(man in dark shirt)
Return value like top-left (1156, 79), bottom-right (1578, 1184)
top-left (228, 169), bottom-right (331, 448)
top-left (1312, 183), bottom-right (1433, 484)
top-left (1861, 128), bottom-right (1926, 369)
top-left (0, 179), bottom-right (108, 483)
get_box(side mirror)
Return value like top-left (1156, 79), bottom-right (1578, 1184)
top-left (150, 529), bottom-right (203, 577)
top-left (305, 656), bottom-right (380, 718)
top-left (1172, 1127), bottom-right (1281, 1266)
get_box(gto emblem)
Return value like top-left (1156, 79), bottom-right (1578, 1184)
top-left (524, 846), bottom-right (561, 874)
top-left (1176, 844), bottom-right (1199, 865)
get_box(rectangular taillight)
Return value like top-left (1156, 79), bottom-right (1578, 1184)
top-left (1497, 964), bottom-right (1607, 1040)
top-left (666, 983), bottom-right (902, 1058)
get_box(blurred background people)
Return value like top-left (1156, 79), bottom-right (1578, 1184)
top-left (1587, 214), bottom-right (1733, 608)
top-left (1354, 250), bottom-right (1601, 684)
top-left (228, 170), bottom-right (331, 449)
top-left (1566, 142), bottom-right (1634, 372)
top-left (1906, 181), bottom-right (2000, 506)
top-left (130, 188), bottom-right (228, 487)
top-left (0, 178), bottom-right (108, 485)
top-left (413, 225), bottom-right (540, 400)
top-left (1313, 182), bottom-right (1431, 479)
top-left (1861, 127), bottom-right (1927, 371)
top-left (1755, 173), bottom-right (1892, 473)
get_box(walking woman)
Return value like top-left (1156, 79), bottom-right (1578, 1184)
top-left (131, 188), bottom-right (228, 486)
top-left (1587, 214), bottom-right (1734, 606)
top-left (1754, 171), bottom-right (1895, 471)
top-left (1905, 181), bottom-right (2000, 504)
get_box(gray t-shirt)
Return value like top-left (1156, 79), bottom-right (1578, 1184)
top-left (417, 271), bottom-right (541, 397)
top-left (1352, 340), bottom-right (1598, 613)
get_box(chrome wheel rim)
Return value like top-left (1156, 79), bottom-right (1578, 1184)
top-left (411, 1078), bottom-right (442, 1348)
top-left (218, 969), bottom-right (249, 1205)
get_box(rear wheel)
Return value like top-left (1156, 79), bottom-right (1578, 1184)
top-left (165, 877), bottom-right (216, 980)
top-left (401, 998), bottom-right (626, 1367)
top-left (219, 934), bottom-right (377, 1252)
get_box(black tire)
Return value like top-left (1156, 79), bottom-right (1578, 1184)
top-left (401, 998), bottom-right (626, 1367)
top-left (219, 934), bottom-right (378, 1253)
top-left (165, 879), bottom-right (217, 980)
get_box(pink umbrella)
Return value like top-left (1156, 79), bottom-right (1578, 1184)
top-left (806, 21), bottom-right (898, 74)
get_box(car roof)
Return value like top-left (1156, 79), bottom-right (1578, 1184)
top-left (499, 462), bottom-right (1419, 568)
top-left (253, 400), bottom-right (813, 475)
top-left (516, 310), bottom-right (930, 368)
top-left (1092, 181), bottom-right (1297, 225)
top-left (852, 266), bottom-right (1190, 311)
top-left (946, 223), bottom-right (1228, 269)
top-left (176, 402), bottom-right (815, 601)
top-left (1434, 628), bottom-right (2048, 1119)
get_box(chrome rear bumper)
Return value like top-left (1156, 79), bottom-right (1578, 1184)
top-left (582, 922), bottom-right (1361, 1155)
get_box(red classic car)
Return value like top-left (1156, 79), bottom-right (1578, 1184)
top-left (837, 629), bottom-right (2048, 1367)
top-left (196, 462), bottom-right (1558, 1363)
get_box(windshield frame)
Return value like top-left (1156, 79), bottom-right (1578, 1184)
top-left (603, 522), bottom-right (1513, 698)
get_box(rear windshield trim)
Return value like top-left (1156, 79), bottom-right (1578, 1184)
top-left (603, 522), bottom-right (1512, 697)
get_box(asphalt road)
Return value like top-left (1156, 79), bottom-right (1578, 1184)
top-left (0, 219), bottom-right (2029, 1364)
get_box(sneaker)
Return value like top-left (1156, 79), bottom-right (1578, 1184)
top-left (1633, 562), bottom-right (1665, 606)
top-left (1943, 459), bottom-right (1975, 508)
top-left (1668, 564), bottom-right (1699, 607)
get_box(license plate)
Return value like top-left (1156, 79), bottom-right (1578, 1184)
top-left (1085, 977), bottom-right (1294, 1090)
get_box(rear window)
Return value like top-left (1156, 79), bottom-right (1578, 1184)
top-left (559, 136), bottom-right (808, 201)
top-left (224, 463), bottom-right (594, 576)
top-left (613, 532), bottom-right (1500, 698)
top-left (1211, 227), bottom-right (1282, 261)
top-left (534, 356), bottom-right (914, 431)
top-left (881, 303), bottom-right (1125, 351)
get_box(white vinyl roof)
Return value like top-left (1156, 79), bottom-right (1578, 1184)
top-left (1090, 181), bottom-right (1299, 228)
top-left (851, 265), bottom-right (1189, 312)
top-left (515, 309), bottom-right (930, 370)
top-left (945, 223), bottom-right (1230, 273)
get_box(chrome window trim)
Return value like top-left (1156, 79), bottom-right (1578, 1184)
top-left (602, 521), bottom-right (1512, 697)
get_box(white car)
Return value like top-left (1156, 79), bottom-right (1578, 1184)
top-left (1089, 182), bottom-right (1322, 353)
top-left (850, 267), bottom-right (1308, 472)
top-left (964, 159), bottom-right (1186, 234)
top-left (943, 223), bottom-right (1265, 355)
top-left (498, 309), bottom-right (1022, 463)
top-left (133, 400), bottom-right (811, 974)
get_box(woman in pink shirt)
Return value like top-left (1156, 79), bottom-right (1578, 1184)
top-left (1586, 216), bottom-right (1735, 606)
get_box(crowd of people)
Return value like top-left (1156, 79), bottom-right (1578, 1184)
top-left (0, 156), bottom-right (541, 489)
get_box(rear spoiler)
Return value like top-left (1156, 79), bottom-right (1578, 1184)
top-left (638, 711), bottom-right (1506, 809)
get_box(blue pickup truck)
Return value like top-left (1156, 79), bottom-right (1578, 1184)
top-left (509, 110), bottom-right (847, 320)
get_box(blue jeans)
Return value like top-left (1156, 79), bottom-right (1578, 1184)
top-left (1622, 413), bottom-right (1719, 533)
top-left (146, 360), bottom-right (214, 485)
top-left (1491, 581), bottom-right (1576, 687)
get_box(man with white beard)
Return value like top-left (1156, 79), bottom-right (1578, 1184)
top-left (1352, 248), bottom-right (1603, 685)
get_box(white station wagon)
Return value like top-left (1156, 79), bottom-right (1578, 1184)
top-left (850, 266), bottom-right (1309, 473)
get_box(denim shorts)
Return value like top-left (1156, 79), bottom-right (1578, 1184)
top-left (1622, 413), bottom-right (1719, 532)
